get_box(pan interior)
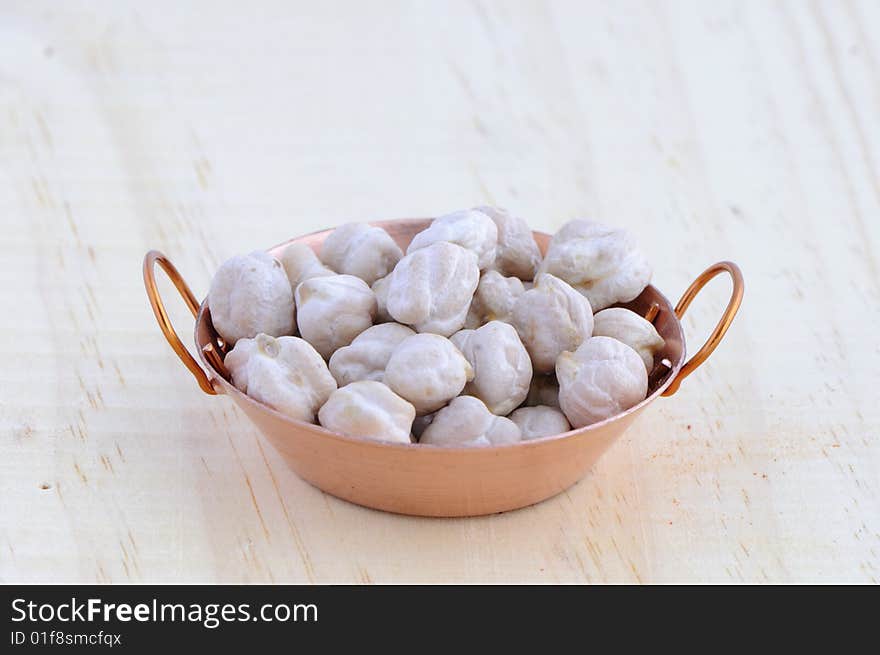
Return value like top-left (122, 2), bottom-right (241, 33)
top-left (196, 219), bottom-right (685, 399)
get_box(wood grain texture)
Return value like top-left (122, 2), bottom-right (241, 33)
top-left (1, 0), bottom-right (877, 583)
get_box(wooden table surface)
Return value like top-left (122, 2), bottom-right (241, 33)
top-left (1, 0), bottom-right (878, 584)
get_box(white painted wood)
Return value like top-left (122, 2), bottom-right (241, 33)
top-left (0, 0), bottom-right (877, 583)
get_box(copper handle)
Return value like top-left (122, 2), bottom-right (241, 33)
top-left (143, 250), bottom-right (219, 395)
top-left (661, 261), bottom-right (744, 396)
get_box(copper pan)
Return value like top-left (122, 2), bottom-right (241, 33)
top-left (143, 219), bottom-right (744, 517)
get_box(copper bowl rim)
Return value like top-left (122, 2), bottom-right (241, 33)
top-left (194, 224), bottom-right (686, 454)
